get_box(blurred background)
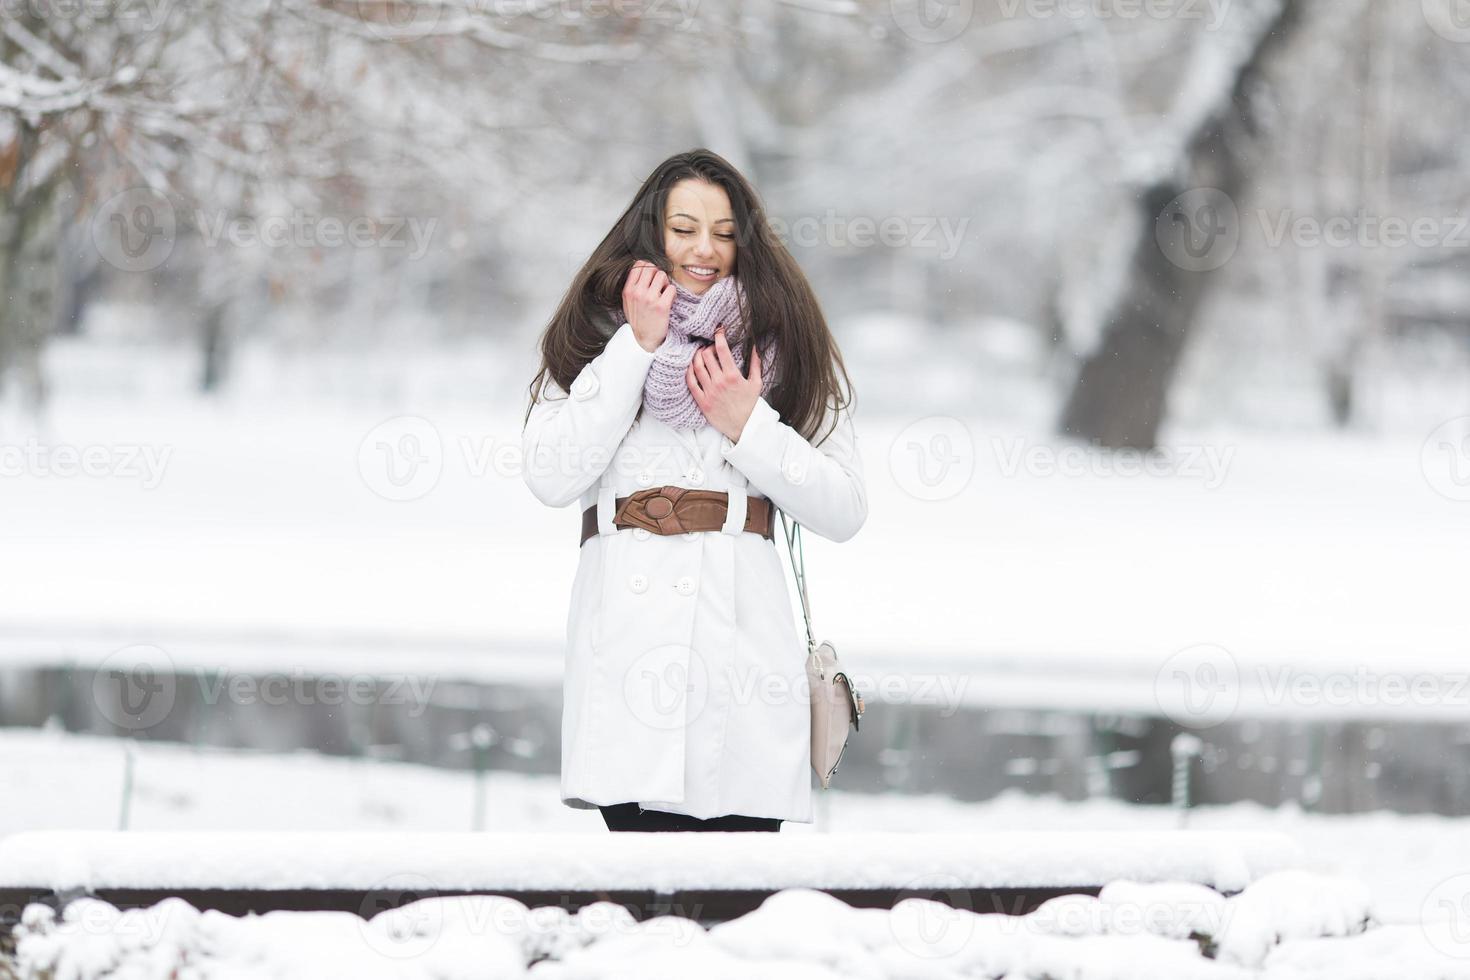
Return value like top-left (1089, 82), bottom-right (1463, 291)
top-left (1, 0), bottom-right (1469, 924)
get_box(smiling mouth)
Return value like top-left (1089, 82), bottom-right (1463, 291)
top-left (683, 266), bottom-right (718, 280)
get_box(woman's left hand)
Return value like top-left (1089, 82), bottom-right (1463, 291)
top-left (688, 325), bottom-right (762, 444)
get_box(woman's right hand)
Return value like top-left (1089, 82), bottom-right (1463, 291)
top-left (623, 260), bottom-right (674, 353)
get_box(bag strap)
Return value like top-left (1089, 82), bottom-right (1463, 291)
top-left (779, 509), bottom-right (817, 656)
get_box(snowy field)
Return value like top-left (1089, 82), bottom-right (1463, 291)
top-left (1, 334), bottom-right (1467, 709)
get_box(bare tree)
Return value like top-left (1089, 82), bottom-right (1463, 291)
top-left (1057, 0), bottom-right (1304, 449)
top-left (0, 0), bottom-right (676, 402)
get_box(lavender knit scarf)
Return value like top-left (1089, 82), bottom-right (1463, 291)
top-left (629, 273), bottom-right (778, 430)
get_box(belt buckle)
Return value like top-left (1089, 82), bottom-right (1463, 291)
top-left (617, 485), bottom-right (689, 536)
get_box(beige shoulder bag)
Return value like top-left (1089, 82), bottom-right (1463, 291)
top-left (779, 510), bottom-right (865, 789)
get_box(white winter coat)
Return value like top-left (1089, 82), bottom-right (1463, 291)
top-left (521, 319), bottom-right (867, 823)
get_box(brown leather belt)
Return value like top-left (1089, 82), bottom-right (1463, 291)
top-left (580, 486), bottom-right (774, 547)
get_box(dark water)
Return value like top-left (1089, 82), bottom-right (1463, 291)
top-left (3, 663), bottom-right (1466, 816)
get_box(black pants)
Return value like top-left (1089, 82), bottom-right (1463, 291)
top-left (599, 802), bottom-right (781, 832)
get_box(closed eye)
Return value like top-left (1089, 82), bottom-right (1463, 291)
top-left (674, 229), bottom-right (734, 240)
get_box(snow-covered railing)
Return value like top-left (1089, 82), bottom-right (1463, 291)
top-left (0, 830), bottom-right (1301, 926)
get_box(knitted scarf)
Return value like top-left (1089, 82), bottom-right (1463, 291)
top-left (618, 272), bottom-right (778, 430)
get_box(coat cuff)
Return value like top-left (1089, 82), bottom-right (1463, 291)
top-left (567, 321), bottom-right (655, 403)
top-left (720, 395), bottom-right (783, 467)
top-left (606, 320), bottom-right (656, 372)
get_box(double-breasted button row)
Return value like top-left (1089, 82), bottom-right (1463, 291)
top-left (633, 468), bottom-right (705, 487)
top-left (627, 572), bottom-right (698, 595)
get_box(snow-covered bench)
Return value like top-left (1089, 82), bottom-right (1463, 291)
top-left (0, 829), bottom-right (1301, 927)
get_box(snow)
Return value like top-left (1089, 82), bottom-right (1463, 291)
top-left (1031, 881), bottom-right (1228, 940)
top-left (2, 340), bottom-right (1465, 974)
top-left (1263, 922), bottom-right (1470, 980)
top-left (1, 730), bottom-right (1466, 976)
top-left (0, 828), bottom-right (1299, 894)
top-left (0, 727), bottom-right (1461, 923)
top-left (10, 878), bottom-right (1468, 980)
top-left (1214, 870), bottom-right (1375, 968)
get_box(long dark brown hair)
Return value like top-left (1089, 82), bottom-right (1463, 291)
top-left (523, 148), bottom-right (854, 446)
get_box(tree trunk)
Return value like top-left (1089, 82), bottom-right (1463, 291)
top-left (0, 135), bottom-right (61, 411)
top-left (1058, 0), bottom-right (1303, 450)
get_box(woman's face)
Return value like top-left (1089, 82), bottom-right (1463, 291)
top-left (662, 178), bottom-right (737, 295)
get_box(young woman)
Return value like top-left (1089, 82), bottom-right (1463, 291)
top-left (521, 148), bottom-right (866, 832)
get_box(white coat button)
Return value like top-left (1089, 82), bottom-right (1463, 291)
top-left (637, 471), bottom-right (654, 487)
top-left (785, 462), bottom-right (806, 483)
top-left (683, 531), bottom-right (699, 541)
top-left (633, 528), bottom-right (651, 541)
top-left (629, 573), bottom-right (649, 594)
top-left (675, 576), bottom-right (696, 596)
top-left (686, 467), bottom-right (704, 485)
top-left (570, 371), bottom-right (599, 401)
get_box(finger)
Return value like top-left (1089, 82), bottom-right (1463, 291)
top-left (686, 359), bottom-right (704, 400)
top-left (712, 326), bottom-right (736, 375)
top-left (692, 347), bottom-right (714, 389)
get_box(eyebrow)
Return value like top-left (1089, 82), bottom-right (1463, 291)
top-left (669, 212), bottom-right (734, 224)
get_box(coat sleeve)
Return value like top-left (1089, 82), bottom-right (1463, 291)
top-left (522, 321), bottom-right (656, 508)
top-left (719, 393), bottom-right (868, 543)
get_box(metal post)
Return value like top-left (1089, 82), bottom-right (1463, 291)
top-left (1170, 732), bottom-right (1202, 828)
top-left (119, 742), bottom-right (136, 831)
